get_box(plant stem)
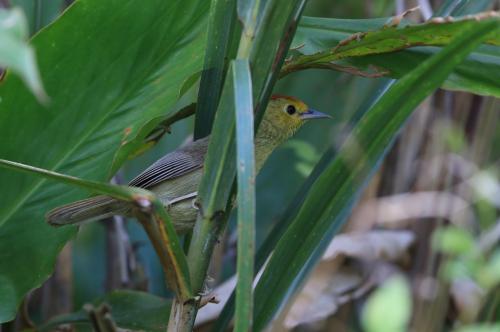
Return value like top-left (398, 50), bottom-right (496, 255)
top-left (168, 210), bottom-right (230, 331)
top-left (167, 297), bottom-right (199, 332)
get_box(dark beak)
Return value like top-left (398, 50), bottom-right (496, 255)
top-left (299, 108), bottom-right (332, 120)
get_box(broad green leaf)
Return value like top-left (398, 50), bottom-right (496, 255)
top-left (0, 7), bottom-right (45, 100)
top-left (362, 276), bottom-right (412, 332)
top-left (194, 0), bottom-right (238, 139)
top-left (38, 290), bottom-right (171, 332)
top-left (233, 59), bottom-right (255, 332)
top-left (252, 19), bottom-right (498, 330)
top-left (287, 13), bottom-right (500, 97)
top-left (0, 0), bottom-right (208, 322)
top-left (0, 159), bottom-right (192, 301)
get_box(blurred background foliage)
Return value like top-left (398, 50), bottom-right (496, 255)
top-left (0, 0), bottom-right (499, 331)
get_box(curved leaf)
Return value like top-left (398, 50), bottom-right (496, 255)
top-left (290, 13), bottom-right (499, 65)
top-left (286, 13), bottom-right (500, 97)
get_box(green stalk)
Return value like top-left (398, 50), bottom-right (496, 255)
top-left (194, 0), bottom-right (238, 139)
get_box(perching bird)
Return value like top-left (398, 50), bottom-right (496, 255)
top-left (46, 95), bottom-right (330, 231)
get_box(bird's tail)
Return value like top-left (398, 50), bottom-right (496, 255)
top-left (46, 195), bottom-right (130, 226)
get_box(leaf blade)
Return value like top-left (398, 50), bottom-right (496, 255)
top-left (286, 13), bottom-right (500, 97)
top-left (233, 59), bottom-right (255, 332)
top-left (194, 0), bottom-right (238, 139)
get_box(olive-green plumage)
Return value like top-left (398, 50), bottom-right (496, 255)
top-left (46, 96), bottom-right (329, 231)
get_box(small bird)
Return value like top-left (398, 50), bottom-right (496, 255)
top-left (46, 95), bottom-right (330, 231)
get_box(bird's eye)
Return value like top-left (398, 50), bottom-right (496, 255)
top-left (286, 105), bottom-right (296, 115)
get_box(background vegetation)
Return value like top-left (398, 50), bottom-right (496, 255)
top-left (0, 0), bottom-right (499, 331)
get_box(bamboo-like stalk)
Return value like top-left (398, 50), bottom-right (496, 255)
top-left (168, 207), bottom-right (230, 331)
top-left (167, 1), bottom-right (309, 330)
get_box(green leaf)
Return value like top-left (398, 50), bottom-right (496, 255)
top-left (38, 290), bottom-right (171, 332)
top-left (0, 159), bottom-right (192, 301)
top-left (0, 7), bottom-right (46, 101)
top-left (194, 0), bottom-right (238, 139)
top-left (186, 61), bottom-right (238, 292)
top-left (233, 59), bottom-right (255, 332)
top-left (432, 226), bottom-right (475, 255)
top-left (362, 276), bottom-right (412, 332)
top-left (286, 13), bottom-right (500, 97)
top-left (252, 18), bottom-right (498, 330)
top-left (251, 0), bottom-right (307, 124)
top-left (0, 0), bottom-right (207, 322)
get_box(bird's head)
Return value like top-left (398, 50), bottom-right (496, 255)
top-left (259, 95), bottom-right (330, 143)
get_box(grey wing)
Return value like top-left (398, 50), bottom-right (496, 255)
top-left (128, 137), bottom-right (208, 189)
